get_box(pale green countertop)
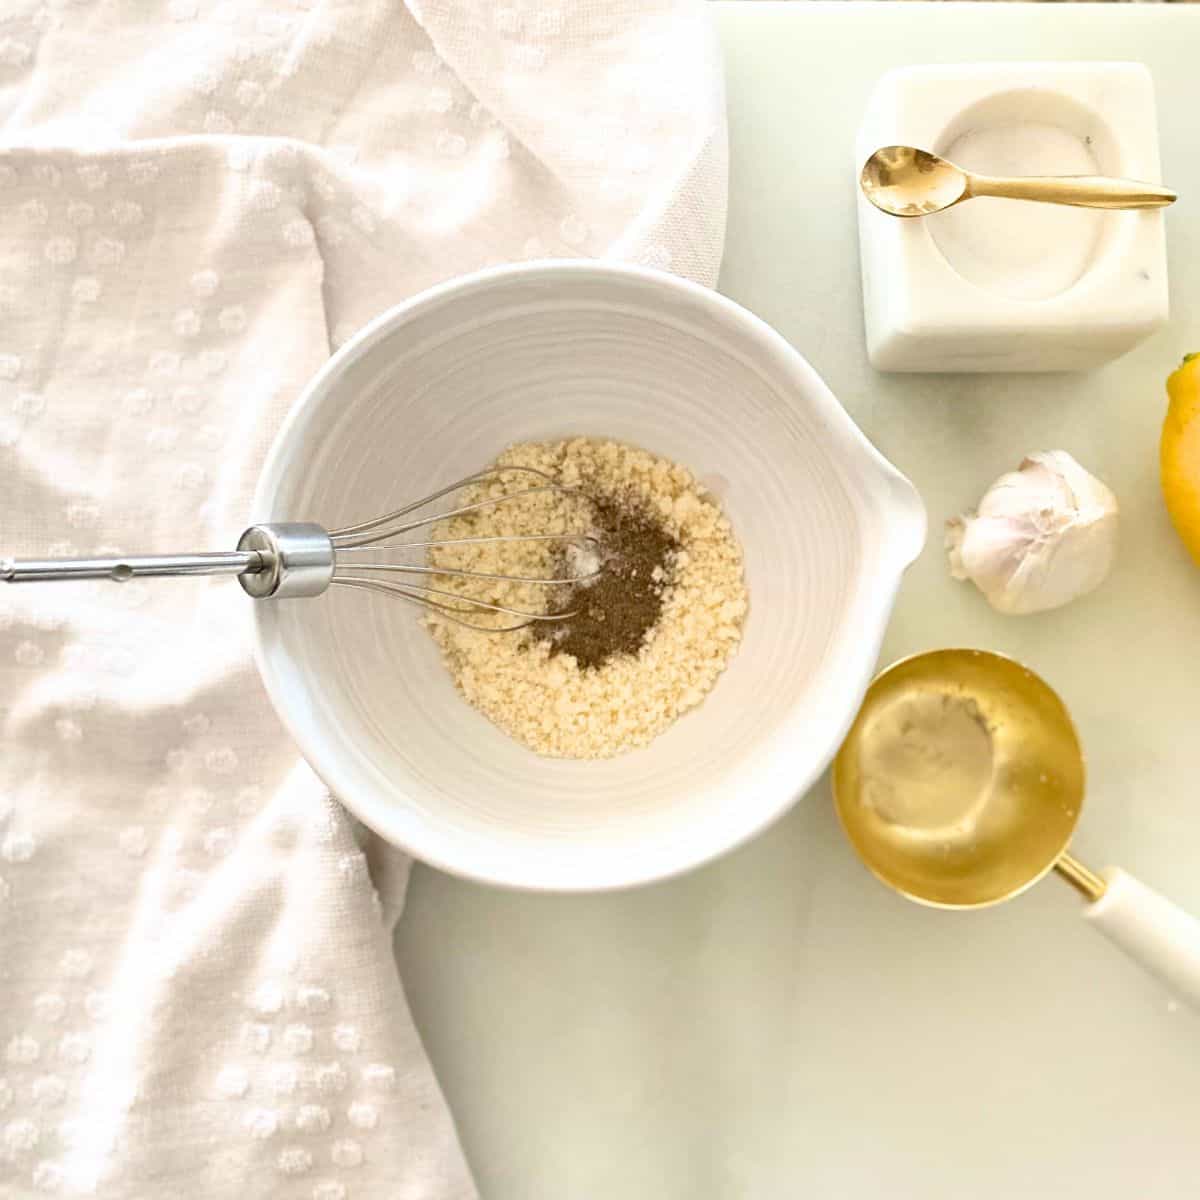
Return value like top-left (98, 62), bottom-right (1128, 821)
top-left (397, 5), bottom-right (1200, 1197)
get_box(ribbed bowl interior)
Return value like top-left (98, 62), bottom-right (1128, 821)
top-left (252, 263), bottom-right (924, 890)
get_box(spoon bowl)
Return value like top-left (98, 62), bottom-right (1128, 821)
top-left (860, 146), bottom-right (970, 218)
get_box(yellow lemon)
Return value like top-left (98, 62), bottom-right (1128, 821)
top-left (1161, 352), bottom-right (1200, 565)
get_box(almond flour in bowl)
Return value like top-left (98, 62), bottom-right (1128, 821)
top-left (424, 437), bottom-right (748, 759)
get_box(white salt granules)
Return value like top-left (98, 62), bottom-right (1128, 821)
top-left (424, 438), bottom-right (748, 759)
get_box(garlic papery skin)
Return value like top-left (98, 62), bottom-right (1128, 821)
top-left (946, 450), bottom-right (1118, 615)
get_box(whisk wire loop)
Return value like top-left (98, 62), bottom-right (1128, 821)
top-left (326, 466), bottom-right (600, 630)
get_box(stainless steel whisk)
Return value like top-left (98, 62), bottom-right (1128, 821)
top-left (1, 467), bottom-right (600, 632)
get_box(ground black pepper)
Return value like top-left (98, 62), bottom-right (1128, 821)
top-left (534, 493), bottom-right (678, 670)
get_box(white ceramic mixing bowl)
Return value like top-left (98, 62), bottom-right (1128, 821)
top-left (250, 261), bottom-right (926, 891)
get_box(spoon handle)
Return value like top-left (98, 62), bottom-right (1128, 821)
top-left (967, 173), bottom-right (1176, 209)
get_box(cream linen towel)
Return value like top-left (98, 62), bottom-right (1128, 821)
top-left (0, 1), bottom-right (727, 1196)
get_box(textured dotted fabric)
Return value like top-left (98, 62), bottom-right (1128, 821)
top-left (0, 0), bottom-right (726, 1195)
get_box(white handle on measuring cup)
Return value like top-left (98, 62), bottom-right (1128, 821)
top-left (1083, 868), bottom-right (1200, 1009)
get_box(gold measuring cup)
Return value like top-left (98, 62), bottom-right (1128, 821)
top-left (834, 648), bottom-right (1200, 1008)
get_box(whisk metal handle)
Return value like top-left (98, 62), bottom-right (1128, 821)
top-left (1, 551), bottom-right (262, 583)
top-left (1, 523), bottom-right (335, 600)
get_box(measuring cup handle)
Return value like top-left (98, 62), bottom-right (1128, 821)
top-left (1082, 868), bottom-right (1200, 1010)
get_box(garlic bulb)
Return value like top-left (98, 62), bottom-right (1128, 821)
top-left (946, 450), bottom-right (1118, 615)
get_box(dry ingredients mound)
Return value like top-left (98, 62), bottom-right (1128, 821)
top-left (424, 438), bottom-right (748, 759)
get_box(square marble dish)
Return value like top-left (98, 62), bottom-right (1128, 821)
top-left (856, 62), bottom-right (1169, 373)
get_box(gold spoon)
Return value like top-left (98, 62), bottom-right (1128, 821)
top-left (860, 145), bottom-right (1177, 218)
top-left (833, 648), bottom-right (1200, 1007)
